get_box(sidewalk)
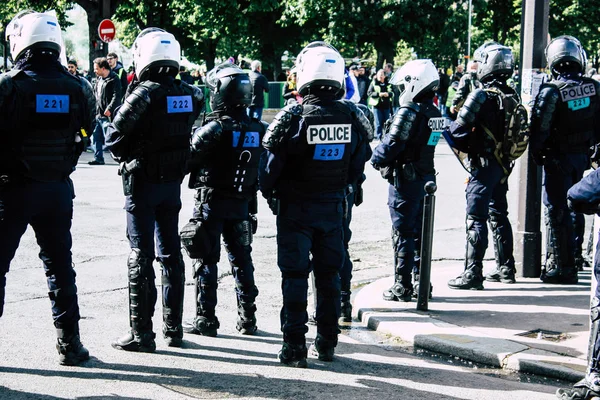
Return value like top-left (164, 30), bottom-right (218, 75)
top-left (353, 260), bottom-right (591, 382)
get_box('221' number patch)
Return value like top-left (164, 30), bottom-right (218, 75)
top-left (36, 94), bottom-right (69, 113)
top-left (314, 144), bottom-right (344, 161)
top-left (167, 95), bottom-right (193, 113)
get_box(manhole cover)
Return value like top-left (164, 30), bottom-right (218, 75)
top-left (516, 329), bottom-right (570, 342)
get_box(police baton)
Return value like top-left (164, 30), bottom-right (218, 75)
top-left (417, 181), bottom-right (437, 311)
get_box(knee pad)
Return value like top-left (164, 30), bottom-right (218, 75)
top-left (180, 219), bottom-right (211, 259)
top-left (128, 249), bottom-right (155, 281)
top-left (233, 220), bottom-right (253, 247)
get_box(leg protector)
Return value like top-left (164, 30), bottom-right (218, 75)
top-left (543, 209), bottom-right (577, 284)
top-left (448, 215), bottom-right (485, 290)
top-left (485, 214), bottom-right (516, 283)
top-left (182, 259), bottom-right (220, 337)
top-left (127, 248), bottom-right (157, 334)
top-left (112, 249), bottom-right (157, 353)
top-left (159, 255), bottom-right (185, 346)
top-left (383, 228), bottom-right (415, 301)
top-left (236, 298), bottom-right (258, 335)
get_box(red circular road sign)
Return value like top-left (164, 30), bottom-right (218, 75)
top-left (98, 19), bottom-right (116, 43)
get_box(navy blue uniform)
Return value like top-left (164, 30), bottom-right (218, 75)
top-left (446, 83), bottom-right (521, 289)
top-left (259, 96), bottom-right (369, 347)
top-left (106, 75), bottom-right (202, 346)
top-left (371, 99), bottom-right (441, 298)
top-left (530, 76), bottom-right (600, 283)
top-left (184, 110), bottom-right (267, 334)
top-left (0, 56), bottom-right (94, 327)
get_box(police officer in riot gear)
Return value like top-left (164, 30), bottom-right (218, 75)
top-left (530, 36), bottom-right (600, 284)
top-left (556, 173), bottom-right (600, 399)
top-left (445, 42), bottom-right (528, 290)
top-left (181, 63), bottom-right (266, 337)
top-left (0, 11), bottom-right (95, 365)
top-left (259, 42), bottom-right (369, 367)
top-left (371, 59), bottom-right (442, 301)
top-left (106, 28), bottom-right (204, 352)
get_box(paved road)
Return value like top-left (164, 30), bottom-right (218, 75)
top-left (0, 145), bottom-right (569, 399)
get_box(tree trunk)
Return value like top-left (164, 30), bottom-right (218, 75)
top-left (204, 38), bottom-right (218, 71)
top-left (85, 6), bottom-right (108, 74)
top-left (374, 39), bottom-right (395, 70)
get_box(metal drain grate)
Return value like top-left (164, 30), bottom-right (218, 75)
top-left (516, 329), bottom-right (570, 342)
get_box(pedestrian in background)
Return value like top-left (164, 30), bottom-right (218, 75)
top-left (248, 60), bottom-right (269, 120)
top-left (90, 57), bottom-right (121, 165)
top-left (107, 52), bottom-right (128, 96)
top-left (368, 69), bottom-right (394, 140)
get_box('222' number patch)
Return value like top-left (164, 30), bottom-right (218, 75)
top-left (167, 95), bottom-right (193, 113)
top-left (36, 94), bottom-right (69, 113)
top-left (314, 144), bottom-right (344, 161)
top-left (233, 131), bottom-right (260, 148)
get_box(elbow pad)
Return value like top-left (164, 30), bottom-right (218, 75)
top-left (531, 85), bottom-right (559, 134)
top-left (113, 84), bottom-right (152, 137)
top-left (190, 84), bottom-right (206, 115)
top-left (355, 103), bottom-right (375, 141)
top-left (191, 121), bottom-right (222, 153)
top-left (389, 106), bottom-right (418, 142)
top-left (263, 103), bottom-right (302, 152)
top-left (456, 89), bottom-right (487, 127)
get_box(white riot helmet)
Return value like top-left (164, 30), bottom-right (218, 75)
top-left (296, 41), bottom-right (344, 96)
top-left (132, 28), bottom-right (180, 80)
top-left (390, 59), bottom-right (439, 103)
top-left (5, 11), bottom-right (62, 62)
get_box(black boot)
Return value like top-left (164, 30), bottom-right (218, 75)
top-left (485, 214), bottom-right (517, 283)
top-left (183, 315), bottom-right (220, 337)
top-left (449, 215), bottom-right (485, 290)
top-left (339, 301), bottom-right (353, 323)
top-left (575, 254), bottom-right (591, 271)
top-left (236, 302), bottom-right (257, 335)
top-left (309, 334), bottom-right (337, 362)
top-left (112, 330), bottom-right (157, 353)
top-left (542, 211), bottom-right (578, 284)
top-left (278, 342), bottom-right (308, 368)
top-left (382, 279), bottom-right (413, 302)
top-left (160, 258), bottom-right (185, 347)
top-left (56, 324), bottom-right (90, 366)
top-left (112, 249), bottom-right (157, 352)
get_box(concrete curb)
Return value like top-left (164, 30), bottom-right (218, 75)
top-left (354, 276), bottom-right (587, 382)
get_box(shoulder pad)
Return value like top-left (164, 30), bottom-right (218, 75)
top-left (456, 89), bottom-right (487, 127)
top-left (263, 104), bottom-right (302, 152)
top-left (388, 106), bottom-right (417, 142)
top-left (334, 99), bottom-right (355, 115)
top-left (348, 102), bottom-right (374, 142)
top-left (532, 85), bottom-right (559, 133)
top-left (282, 102), bottom-right (303, 116)
top-left (400, 100), bottom-right (420, 113)
top-left (261, 121), bottom-right (270, 132)
top-left (191, 120), bottom-right (223, 153)
top-left (113, 83), bottom-right (153, 135)
top-left (0, 73), bottom-right (16, 110)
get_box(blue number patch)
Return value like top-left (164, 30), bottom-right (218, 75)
top-left (36, 94), bottom-right (69, 113)
top-left (314, 144), bottom-right (345, 161)
top-left (232, 131), bottom-right (260, 148)
top-left (167, 95), bottom-right (193, 113)
top-left (568, 97), bottom-right (590, 111)
top-left (427, 131), bottom-right (441, 146)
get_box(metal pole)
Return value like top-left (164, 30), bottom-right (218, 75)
top-left (467, 0), bottom-right (472, 62)
top-left (417, 182), bottom-right (437, 311)
top-left (515, 0), bottom-right (548, 277)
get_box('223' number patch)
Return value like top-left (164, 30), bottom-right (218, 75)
top-left (313, 144), bottom-right (345, 161)
top-left (167, 95), bottom-right (193, 113)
